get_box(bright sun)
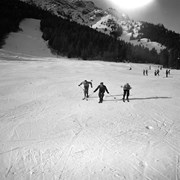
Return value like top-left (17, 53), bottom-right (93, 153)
top-left (109, 0), bottom-right (154, 10)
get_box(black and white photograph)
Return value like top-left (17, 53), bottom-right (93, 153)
top-left (0, 0), bottom-right (180, 179)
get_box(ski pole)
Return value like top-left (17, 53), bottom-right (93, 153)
top-left (78, 85), bottom-right (84, 91)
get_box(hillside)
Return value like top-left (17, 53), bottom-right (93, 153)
top-left (19, 0), bottom-right (180, 54)
top-left (0, 18), bottom-right (180, 180)
top-left (0, 0), bottom-right (180, 68)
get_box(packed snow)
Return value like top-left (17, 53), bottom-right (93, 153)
top-left (2, 19), bottom-right (55, 58)
top-left (0, 18), bottom-right (180, 180)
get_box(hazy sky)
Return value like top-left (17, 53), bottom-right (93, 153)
top-left (90, 0), bottom-right (180, 33)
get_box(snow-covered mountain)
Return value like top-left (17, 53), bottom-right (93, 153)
top-left (91, 10), bottom-right (165, 53)
top-left (20, 0), bottom-right (165, 53)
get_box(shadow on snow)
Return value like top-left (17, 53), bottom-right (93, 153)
top-left (104, 96), bottom-right (172, 102)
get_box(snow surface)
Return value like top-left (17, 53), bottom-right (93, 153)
top-left (0, 18), bottom-right (180, 180)
top-left (2, 19), bottom-right (55, 58)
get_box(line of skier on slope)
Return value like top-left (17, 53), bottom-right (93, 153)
top-left (143, 66), bottom-right (171, 77)
top-left (78, 80), bottom-right (131, 103)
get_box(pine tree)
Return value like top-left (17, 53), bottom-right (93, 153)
top-left (160, 49), bottom-right (169, 67)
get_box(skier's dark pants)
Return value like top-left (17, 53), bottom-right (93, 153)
top-left (123, 90), bottom-right (129, 100)
top-left (99, 92), bottom-right (104, 102)
top-left (84, 87), bottom-right (89, 98)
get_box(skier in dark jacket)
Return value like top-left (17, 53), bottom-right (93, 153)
top-left (165, 69), bottom-right (169, 77)
top-left (94, 82), bottom-right (109, 103)
top-left (122, 83), bottom-right (131, 102)
top-left (78, 80), bottom-right (93, 99)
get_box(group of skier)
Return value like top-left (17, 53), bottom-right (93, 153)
top-left (78, 80), bottom-right (131, 103)
top-left (154, 68), bottom-right (171, 77)
top-left (166, 69), bottom-right (171, 77)
top-left (143, 69), bottom-right (148, 76)
top-left (154, 69), bottom-right (160, 76)
top-left (143, 66), bottom-right (171, 78)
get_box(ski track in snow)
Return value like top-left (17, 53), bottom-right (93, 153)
top-left (0, 18), bottom-right (180, 180)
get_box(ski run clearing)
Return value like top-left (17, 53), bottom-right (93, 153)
top-left (0, 19), bottom-right (180, 180)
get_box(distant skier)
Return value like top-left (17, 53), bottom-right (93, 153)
top-left (143, 69), bottom-right (146, 76)
top-left (166, 69), bottom-right (169, 77)
top-left (94, 82), bottom-right (109, 103)
top-left (156, 69), bottom-right (160, 76)
top-left (78, 80), bottom-right (93, 100)
top-left (154, 70), bottom-right (157, 76)
top-left (145, 69), bottom-right (148, 76)
top-left (122, 83), bottom-right (132, 102)
top-left (168, 69), bottom-right (171, 75)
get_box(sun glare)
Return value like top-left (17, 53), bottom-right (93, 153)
top-left (109, 0), bottom-right (154, 10)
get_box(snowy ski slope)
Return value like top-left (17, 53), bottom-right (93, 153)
top-left (0, 18), bottom-right (180, 180)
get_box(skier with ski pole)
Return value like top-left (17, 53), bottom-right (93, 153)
top-left (93, 82), bottom-right (109, 103)
top-left (122, 83), bottom-right (132, 102)
top-left (78, 80), bottom-right (93, 100)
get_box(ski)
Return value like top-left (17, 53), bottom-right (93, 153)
top-left (123, 100), bottom-right (129, 102)
top-left (82, 97), bottom-right (88, 101)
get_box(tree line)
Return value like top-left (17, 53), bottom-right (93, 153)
top-left (40, 15), bottom-right (161, 64)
